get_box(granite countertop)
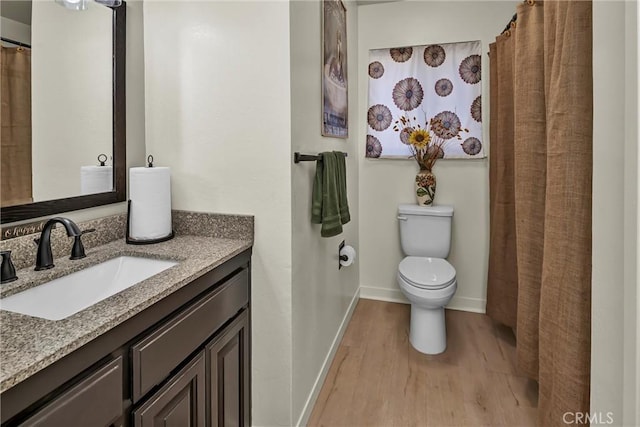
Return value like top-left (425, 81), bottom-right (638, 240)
top-left (0, 211), bottom-right (253, 393)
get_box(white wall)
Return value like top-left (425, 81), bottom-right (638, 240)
top-left (143, 2), bottom-right (293, 425)
top-left (290, 1), bottom-right (359, 425)
top-left (592, 1), bottom-right (639, 425)
top-left (357, 1), bottom-right (518, 312)
top-left (0, 17), bottom-right (30, 44)
top-left (31, 1), bottom-right (112, 202)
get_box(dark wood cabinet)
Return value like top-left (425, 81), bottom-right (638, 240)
top-left (1, 249), bottom-right (251, 427)
top-left (21, 357), bottom-right (123, 427)
top-left (133, 352), bottom-right (206, 427)
top-left (207, 310), bottom-right (250, 427)
top-left (133, 308), bottom-right (250, 427)
top-left (131, 270), bottom-right (249, 404)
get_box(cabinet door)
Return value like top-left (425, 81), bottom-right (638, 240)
top-left (21, 357), bottom-right (123, 427)
top-left (207, 310), bottom-right (250, 427)
top-left (133, 352), bottom-right (206, 427)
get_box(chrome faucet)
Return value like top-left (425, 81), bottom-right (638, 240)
top-left (35, 217), bottom-right (86, 271)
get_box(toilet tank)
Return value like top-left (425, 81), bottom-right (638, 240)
top-left (398, 204), bottom-right (454, 258)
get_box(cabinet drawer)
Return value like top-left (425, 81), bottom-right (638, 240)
top-left (132, 269), bottom-right (248, 402)
top-left (22, 356), bottom-right (123, 427)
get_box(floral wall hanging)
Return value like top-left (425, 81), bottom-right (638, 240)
top-left (366, 41), bottom-right (484, 159)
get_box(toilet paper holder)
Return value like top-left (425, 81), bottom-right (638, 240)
top-left (338, 240), bottom-right (356, 269)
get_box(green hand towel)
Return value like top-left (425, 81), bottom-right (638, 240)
top-left (311, 152), bottom-right (350, 237)
top-left (335, 151), bottom-right (351, 225)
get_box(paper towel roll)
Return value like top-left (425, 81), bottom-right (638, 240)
top-left (339, 245), bottom-right (356, 267)
top-left (80, 166), bottom-right (113, 195)
top-left (129, 167), bottom-right (172, 240)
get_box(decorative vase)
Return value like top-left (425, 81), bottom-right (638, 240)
top-left (415, 169), bottom-right (436, 206)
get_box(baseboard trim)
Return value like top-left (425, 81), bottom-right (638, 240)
top-left (295, 288), bottom-right (361, 427)
top-left (359, 286), bottom-right (486, 314)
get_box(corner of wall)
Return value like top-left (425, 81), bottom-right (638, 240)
top-left (592, 0), bottom-right (628, 422)
top-left (290, 0), bottom-right (360, 424)
top-left (623, 0), bottom-right (639, 424)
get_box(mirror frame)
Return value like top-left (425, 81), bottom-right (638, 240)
top-left (0, 2), bottom-right (126, 224)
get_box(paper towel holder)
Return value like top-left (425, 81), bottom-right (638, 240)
top-left (125, 200), bottom-right (175, 245)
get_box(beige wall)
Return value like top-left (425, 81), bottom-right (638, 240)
top-left (592, 0), bottom-right (639, 425)
top-left (31, 1), bottom-right (112, 201)
top-left (0, 17), bottom-right (30, 44)
top-left (622, 1), bottom-right (639, 424)
top-left (290, 1), bottom-right (359, 425)
top-left (357, 1), bottom-right (518, 312)
top-left (143, 2), bottom-right (293, 425)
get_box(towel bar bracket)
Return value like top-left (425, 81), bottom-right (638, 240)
top-left (294, 152), bottom-right (348, 164)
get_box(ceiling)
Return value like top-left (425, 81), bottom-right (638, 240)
top-left (356, 0), bottom-right (404, 5)
top-left (0, 0), bottom-right (399, 26)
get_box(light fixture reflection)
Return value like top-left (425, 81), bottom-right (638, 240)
top-left (55, 0), bottom-right (88, 11)
top-left (94, 0), bottom-right (122, 7)
top-left (55, 0), bottom-right (122, 11)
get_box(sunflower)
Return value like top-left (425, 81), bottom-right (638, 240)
top-left (408, 129), bottom-right (431, 149)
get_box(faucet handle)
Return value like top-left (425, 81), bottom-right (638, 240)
top-left (70, 228), bottom-right (95, 260)
top-left (70, 235), bottom-right (87, 260)
top-left (1, 250), bottom-right (18, 284)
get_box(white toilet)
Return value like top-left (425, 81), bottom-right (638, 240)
top-left (397, 204), bottom-right (456, 355)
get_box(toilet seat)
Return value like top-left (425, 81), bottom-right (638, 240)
top-left (398, 257), bottom-right (456, 290)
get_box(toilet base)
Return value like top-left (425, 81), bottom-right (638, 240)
top-left (409, 304), bottom-right (447, 355)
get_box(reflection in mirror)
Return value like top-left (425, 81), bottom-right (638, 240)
top-left (0, 0), bottom-right (126, 224)
top-left (1, 0), bottom-right (113, 208)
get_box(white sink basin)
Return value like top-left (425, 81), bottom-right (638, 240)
top-left (0, 256), bottom-right (178, 320)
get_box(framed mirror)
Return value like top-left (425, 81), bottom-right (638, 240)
top-left (0, 0), bottom-right (126, 224)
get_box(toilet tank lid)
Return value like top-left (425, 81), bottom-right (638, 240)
top-left (398, 204), bottom-right (454, 217)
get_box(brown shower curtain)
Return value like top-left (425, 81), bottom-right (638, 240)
top-left (1, 45), bottom-right (33, 206)
top-left (487, 0), bottom-right (592, 425)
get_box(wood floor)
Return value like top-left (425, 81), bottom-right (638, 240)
top-left (307, 299), bottom-right (538, 427)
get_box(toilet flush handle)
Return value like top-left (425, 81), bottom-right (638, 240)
top-left (397, 216), bottom-right (408, 221)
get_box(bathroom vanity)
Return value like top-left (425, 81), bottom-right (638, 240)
top-left (0, 211), bottom-right (253, 427)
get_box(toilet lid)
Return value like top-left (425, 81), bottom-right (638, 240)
top-left (399, 257), bottom-right (456, 290)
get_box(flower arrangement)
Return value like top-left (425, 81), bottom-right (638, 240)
top-left (393, 112), bottom-right (468, 171)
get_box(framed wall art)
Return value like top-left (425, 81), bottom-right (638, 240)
top-left (322, 0), bottom-right (348, 138)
